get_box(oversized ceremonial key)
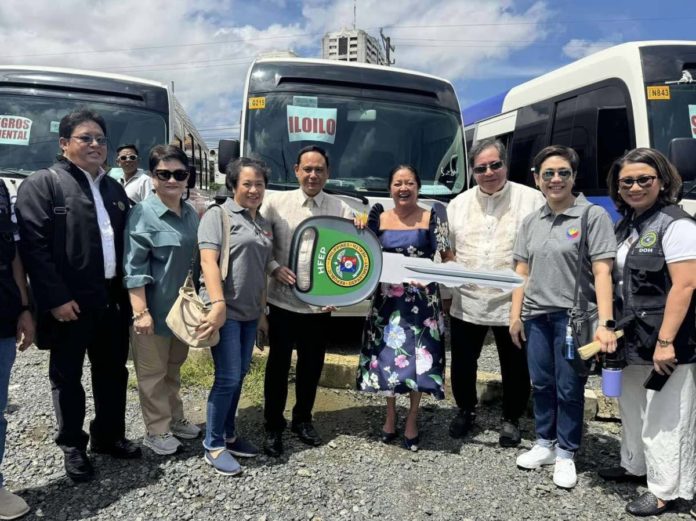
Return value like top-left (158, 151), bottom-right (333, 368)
top-left (289, 216), bottom-right (524, 307)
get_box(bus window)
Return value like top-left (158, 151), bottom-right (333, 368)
top-left (509, 101), bottom-right (551, 185)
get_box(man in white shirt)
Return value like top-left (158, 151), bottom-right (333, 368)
top-left (445, 139), bottom-right (545, 446)
top-left (260, 145), bottom-right (354, 457)
top-left (115, 144), bottom-right (153, 205)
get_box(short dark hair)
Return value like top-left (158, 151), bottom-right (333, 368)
top-left (296, 145), bottom-right (330, 168)
top-left (225, 157), bottom-right (269, 192)
top-left (532, 145), bottom-right (580, 175)
top-left (388, 164), bottom-right (422, 189)
top-left (58, 108), bottom-right (107, 139)
top-left (607, 147), bottom-right (683, 216)
top-left (469, 139), bottom-right (507, 167)
top-left (117, 144), bottom-right (139, 155)
top-left (148, 145), bottom-right (189, 173)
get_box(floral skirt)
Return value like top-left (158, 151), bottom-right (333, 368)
top-left (357, 282), bottom-right (446, 399)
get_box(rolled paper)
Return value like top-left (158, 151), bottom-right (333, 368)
top-left (577, 330), bottom-right (625, 360)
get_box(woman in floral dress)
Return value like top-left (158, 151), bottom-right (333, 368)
top-left (357, 165), bottom-right (454, 451)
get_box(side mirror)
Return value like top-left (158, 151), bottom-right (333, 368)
top-left (187, 165), bottom-right (197, 189)
top-left (218, 139), bottom-right (240, 173)
top-left (668, 138), bottom-right (696, 182)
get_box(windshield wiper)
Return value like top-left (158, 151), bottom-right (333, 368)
top-left (0, 169), bottom-right (32, 179)
top-left (322, 186), bottom-right (369, 205)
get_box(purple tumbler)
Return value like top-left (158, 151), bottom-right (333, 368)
top-left (601, 367), bottom-right (623, 398)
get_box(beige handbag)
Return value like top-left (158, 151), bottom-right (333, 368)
top-left (166, 205), bottom-right (231, 348)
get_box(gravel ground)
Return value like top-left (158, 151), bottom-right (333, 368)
top-left (3, 348), bottom-right (693, 521)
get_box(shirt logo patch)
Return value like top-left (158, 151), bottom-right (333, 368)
top-left (639, 231), bottom-right (657, 248)
top-left (566, 226), bottom-right (580, 240)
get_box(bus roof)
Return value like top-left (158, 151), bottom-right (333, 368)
top-left (463, 40), bottom-right (696, 125)
top-left (0, 65), bottom-right (167, 89)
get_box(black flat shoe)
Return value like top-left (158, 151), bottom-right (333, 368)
top-left (263, 431), bottom-right (283, 457)
top-left (90, 438), bottom-right (142, 459)
top-left (291, 422), bottom-right (322, 447)
top-left (449, 410), bottom-right (475, 439)
top-left (64, 448), bottom-right (94, 482)
top-left (380, 430), bottom-right (398, 444)
top-left (598, 466), bottom-right (647, 484)
top-left (625, 492), bottom-right (670, 517)
top-left (403, 434), bottom-right (419, 452)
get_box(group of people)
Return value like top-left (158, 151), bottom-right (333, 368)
top-left (0, 107), bottom-right (692, 520)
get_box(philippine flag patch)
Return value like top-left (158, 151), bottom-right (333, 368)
top-left (566, 226), bottom-right (580, 240)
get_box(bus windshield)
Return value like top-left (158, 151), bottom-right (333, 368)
top-left (244, 92), bottom-right (466, 197)
top-left (647, 82), bottom-right (696, 198)
top-left (0, 94), bottom-right (167, 176)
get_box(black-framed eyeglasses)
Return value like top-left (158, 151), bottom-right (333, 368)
top-left (618, 175), bottom-right (658, 189)
top-left (154, 169), bottom-right (188, 181)
top-left (118, 154), bottom-right (138, 161)
top-left (70, 134), bottom-right (107, 146)
top-left (472, 160), bottom-right (504, 174)
top-left (540, 168), bottom-right (573, 180)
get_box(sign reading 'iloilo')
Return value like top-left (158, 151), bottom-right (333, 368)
top-left (287, 105), bottom-right (337, 144)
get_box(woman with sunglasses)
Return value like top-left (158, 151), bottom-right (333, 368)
top-left (510, 145), bottom-right (617, 488)
top-left (598, 148), bottom-right (696, 517)
top-left (123, 145), bottom-right (201, 456)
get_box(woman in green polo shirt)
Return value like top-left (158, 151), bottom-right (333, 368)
top-left (509, 145), bottom-right (617, 489)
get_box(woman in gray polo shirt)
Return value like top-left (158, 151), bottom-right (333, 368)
top-left (510, 145), bottom-right (617, 489)
top-left (196, 158), bottom-right (273, 476)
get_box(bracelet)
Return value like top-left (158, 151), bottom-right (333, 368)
top-left (210, 299), bottom-right (225, 306)
top-left (132, 308), bottom-right (149, 320)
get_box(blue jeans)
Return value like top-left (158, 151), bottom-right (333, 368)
top-left (204, 319), bottom-right (257, 450)
top-left (524, 312), bottom-right (586, 456)
top-left (0, 338), bottom-right (17, 487)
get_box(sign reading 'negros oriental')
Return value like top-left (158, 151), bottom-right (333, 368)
top-left (287, 105), bottom-right (337, 144)
top-left (0, 115), bottom-right (32, 145)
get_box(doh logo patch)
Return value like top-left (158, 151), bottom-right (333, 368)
top-left (639, 231), bottom-right (658, 248)
top-left (566, 226), bottom-right (580, 240)
top-left (326, 241), bottom-right (369, 287)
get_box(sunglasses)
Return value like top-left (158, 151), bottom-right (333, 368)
top-left (71, 134), bottom-right (107, 146)
top-left (118, 154), bottom-right (138, 161)
top-left (154, 169), bottom-right (188, 182)
top-left (472, 160), bottom-right (504, 174)
top-left (540, 168), bottom-right (573, 181)
top-left (618, 175), bottom-right (658, 189)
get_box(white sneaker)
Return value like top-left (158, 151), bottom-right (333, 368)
top-left (516, 444), bottom-right (556, 469)
top-left (0, 487), bottom-right (30, 520)
top-left (143, 432), bottom-right (182, 455)
top-left (171, 418), bottom-right (201, 440)
top-left (553, 457), bottom-right (577, 489)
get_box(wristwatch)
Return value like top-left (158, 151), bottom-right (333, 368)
top-left (657, 338), bottom-right (673, 347)
top-left (19, 304), bottom-right (31, 313)
top-left (599, 319), bottom-right (616, 329)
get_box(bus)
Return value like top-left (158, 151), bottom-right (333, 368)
top-left (217, 57), bottom-right (469, 212)
top-left (0, 66), bottom-right (211, 202)
top-left (463, 41), bottom-right (696, 217)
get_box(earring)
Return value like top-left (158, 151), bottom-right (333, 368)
top-left (660, 187), bottom-right (665, 191)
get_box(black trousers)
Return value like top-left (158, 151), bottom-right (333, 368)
top-left (264, 304), bottom-right (331, 432)
top-left (450, 316), bottom-right (530, 421)
top-left (48, 289), bottom-right (130, 451)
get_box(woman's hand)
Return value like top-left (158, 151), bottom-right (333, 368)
top-left (353, 212), bottom-right (368, 230)
top-left (509, 317), bottom-right (526, 349)
top-left (653, 342), bottom-right (677, 375)
top-left (197, 303), bottom-right (226, 340)
top-left (133, 311), bottom-right (154, 336)
top-left (594, 326), bottom-right (618, 354)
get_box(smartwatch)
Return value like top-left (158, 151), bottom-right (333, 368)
top-left (599, 319), bottom-right (616, 329)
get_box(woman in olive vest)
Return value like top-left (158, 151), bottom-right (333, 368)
top-left (598, 148), bottom-right (696, 517)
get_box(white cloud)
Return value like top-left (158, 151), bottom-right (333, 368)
top-left (0, 0), bottom-right (552, 146)
top-left (562, 38), bottom-right (617, 59)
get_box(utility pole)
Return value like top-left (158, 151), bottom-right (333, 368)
top-left (379, 28), bottom-right (395, 66)
top-left (353, 0), bottom-right (356, 30)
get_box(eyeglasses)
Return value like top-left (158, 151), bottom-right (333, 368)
top-left (472, 160), bottom-right (504, 174)
top-left (540, 168), bottom-right (573, 181)
top-left (70, 135), bottom-right (107, 146)
top-left (118, 154), bottom-right (138, 161)
top-left (154, 169), bottom-right (188, 181)
top-left (618, 175), bottom-right (658, 189)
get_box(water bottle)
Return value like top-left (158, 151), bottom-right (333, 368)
top-left (565, 324), bottom-right (575, 360)
top-left (602, 352), bottom-right (625, 398)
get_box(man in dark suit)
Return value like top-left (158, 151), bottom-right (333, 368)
top-left (15, 109), bottom-right (141, 483)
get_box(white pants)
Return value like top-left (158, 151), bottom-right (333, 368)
top-left (619, 364), bottom-right (696, 500)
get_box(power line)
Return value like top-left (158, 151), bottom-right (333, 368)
top-left (381, 16), bottom-right (696, 29)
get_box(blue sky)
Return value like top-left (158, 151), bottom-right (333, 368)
top-left (1, 0), bottom-right (695, 148)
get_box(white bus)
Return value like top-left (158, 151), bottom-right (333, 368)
top-left (217, 57), bottom-right (469, 212)
top-left (463, 41), bottom-right (696, 217)
top-left (0, 66), bottom-right (211, 200)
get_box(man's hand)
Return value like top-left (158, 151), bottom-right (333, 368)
top-left (16, 310), bottom-right (35, 351)
top-left (653, 342), bottom-right (677, 375)
top-left (272, 266), bottom-right (296, 286)
top-left (51, 300), bottom-right (80, 322)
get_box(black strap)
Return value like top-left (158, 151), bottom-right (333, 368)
top-left (48, 168), bottom-right (67, 274)
top-left (572, 205), bottom-right (593, 309)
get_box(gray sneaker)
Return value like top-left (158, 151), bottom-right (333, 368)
top-left (0, 487), bottom-right (30, 520)
top-left (499, 419), bottom-right (521, 448)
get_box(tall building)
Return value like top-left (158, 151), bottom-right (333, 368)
top-left (322, 29), bottom-right (387, 65)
